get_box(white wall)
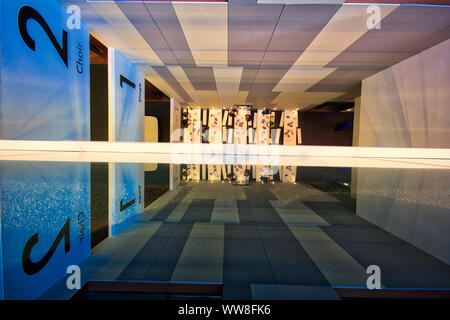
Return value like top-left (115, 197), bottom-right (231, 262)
top-left (356, 39), bottom-right (450, 265)
top-left (169, 98), bottom-right (181, 189)
top-left (359, 39), bottom-right (450, 148)
top-left (170, 98), bottom-right (182, 143)
top-left (357, 167), bottom-right (450, 265)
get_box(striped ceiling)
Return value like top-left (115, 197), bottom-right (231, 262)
top-left (61, 1), bottom-right (450, 109)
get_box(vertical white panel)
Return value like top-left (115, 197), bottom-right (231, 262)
top-left (221, 165), bottom-right (227, 179)
top-left (248, 128), bottom-right (255, 144)
top-left (202, 164), bottom-right (207, 180)
top-left (275, 128), bottom-right (281, 145)
top-left (208, 109), bottom-right (222, 144)
top-left (284, 110), bottom-right (298, 146)
top-left (222, 127), bottom-right (227, 143)
top-left (108, 48), bottom-right (116, 142)
top-left (170, 164), bottom-right (181, 190)
top-left (170, 98), bottom-right (182, 143)
top-left (187, 164), bottom-right (200, 181)
top-left (108, 48), bottom-right (145, 236)
top-left (208, 164), bottom-right (221, 181)
top-left (188, 108), bottom-right (202, 143)
top-left (257, 109), bottom-right (270, 145)
top-left (227, 128), bottom-right (233, 144)
top-left (223, 110), bottom-right (228, 124)
top-left (203, 109), bottom-right (208, 126)
top-left (108, 162), bottom-right (115, 237)
top-left (234, 108), bottom-right (248, 144)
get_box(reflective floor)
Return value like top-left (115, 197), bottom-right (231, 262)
top-left (0, 159), bottom-right (449, 300)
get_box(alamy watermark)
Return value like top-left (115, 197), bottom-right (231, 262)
top-left (66, 265), bottom-right (81, 290)
top-left (367, 5), bottom-right (381, 30)
top-left (366, 265), bottom-right (381, 289)
top-left (66, 5), bottom-right (81, 30)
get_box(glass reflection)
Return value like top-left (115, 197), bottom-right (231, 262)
top-left (0, 160), bottom-right (449, 300)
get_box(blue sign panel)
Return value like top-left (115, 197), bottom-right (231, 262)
top-left (112, 163), bottom-right (144, 236)
top-left (0, 0), bottom-right (91, 299)
top-left (0, 0), bottom-right (90, 140)
top-left (110, 48), bottom-right (144, 142)
top-left (0, 212), bottom-right (3, 300)
top-left (109, 49), bottom-right (145, 236)
top-left (0, 162), bottom-right (91, 300)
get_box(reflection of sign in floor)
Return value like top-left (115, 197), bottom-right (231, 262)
top-left (208, 165), bottom-right (221, 181)
top-left (186, 164), bottom-right (200, 181)
top-left (281, 166), bottom-right (297, 183)
top-left (256, 165), bottom-right (276, 181)
top-left (1, 162), bottom-right (90, 299)
top-left (120, 198), bottom-right (136, 212)
top-left (234, 164), bottom-right (250, 183)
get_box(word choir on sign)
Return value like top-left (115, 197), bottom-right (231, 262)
top-left (78, 211), bottom-right (85, 242)
top-left (75, 41), bottom-right (84, 74)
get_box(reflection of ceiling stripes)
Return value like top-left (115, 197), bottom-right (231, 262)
top-left (64, 1), bottom-right (450, 109)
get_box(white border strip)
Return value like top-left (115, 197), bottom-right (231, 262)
top-left (0, 140), bottom-right (449, 159)
top-left (0, 150), bottom-right (448, 169)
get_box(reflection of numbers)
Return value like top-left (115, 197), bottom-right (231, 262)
top-left (120, 198), bottom-right (135, 212)
top-left (18, 6), bottom-right (68, 67)
top-left (22, 218), bottom-right (71, 275)
top-left (120, 74), bottom-right (136, 89)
